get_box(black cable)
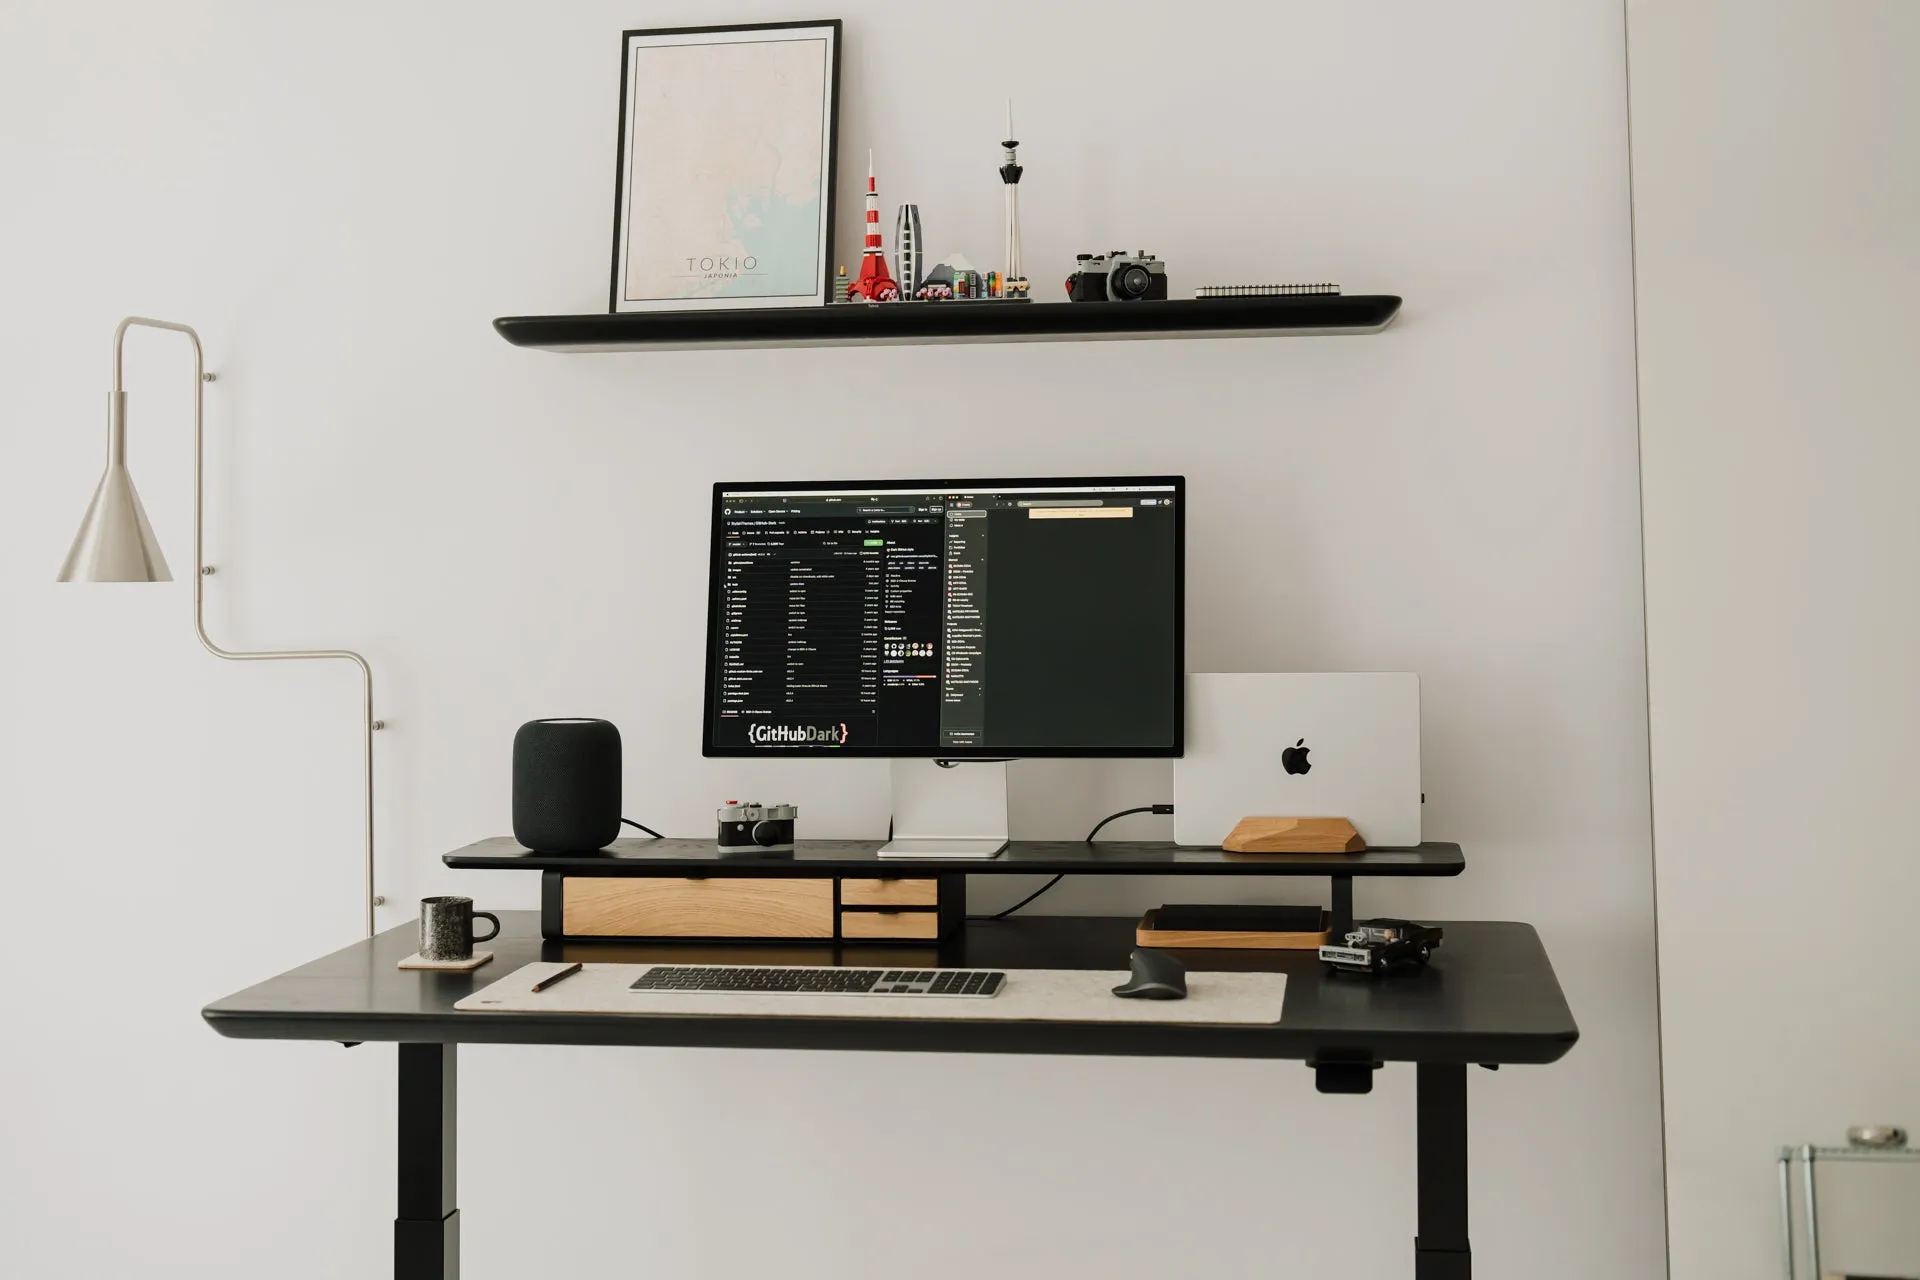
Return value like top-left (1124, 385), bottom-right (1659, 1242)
top-left (980, 874), bottom-right (1062, 921)
top-left (973, 802), bottom-right (1174, 921)
top-left (1084, 804), bottom-right (1171, 843)
top-left (620, 818), bottom-right (664, 839)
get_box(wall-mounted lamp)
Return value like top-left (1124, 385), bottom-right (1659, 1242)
top-left (59, 317), bottom-right (384, 935)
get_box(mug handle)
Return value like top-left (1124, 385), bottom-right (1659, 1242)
top-left (470, 911), bottom-right (501, 944)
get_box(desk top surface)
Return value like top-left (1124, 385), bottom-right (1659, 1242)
top-left (202, 913), bottom-right (1576, 1065)
top-left (442, 837), bottom-right (1465, 878)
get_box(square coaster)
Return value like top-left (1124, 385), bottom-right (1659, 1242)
top-left (398, 950), bottom-right (493, 972)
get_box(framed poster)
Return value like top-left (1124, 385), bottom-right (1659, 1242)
top-left (610, 21), bottom-right (841, 313)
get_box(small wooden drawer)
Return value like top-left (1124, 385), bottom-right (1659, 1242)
top-left (562, 877), bottom-right (833, 938)
top-left (839, 878), bottom-right (939, 908)
top-left (839, 910), bottom-right (941, 940)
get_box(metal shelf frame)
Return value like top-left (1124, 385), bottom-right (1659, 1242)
top-left (1779, 1143), bottom-right (1920, 1280)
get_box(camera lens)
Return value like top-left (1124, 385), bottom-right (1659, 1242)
top-left (1112, 263), bottom-right (1152, 299)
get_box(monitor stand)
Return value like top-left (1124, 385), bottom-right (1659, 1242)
top-left (878, 759), bottom-right (1009, 859)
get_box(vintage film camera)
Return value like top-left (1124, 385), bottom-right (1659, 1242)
top-left (716, 801), bottom-right (797, 853)
top-left (1066, 250), bottom-right (1168, 302)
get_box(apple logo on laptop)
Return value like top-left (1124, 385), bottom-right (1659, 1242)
top-left (1281, 738), bottom-right (1312, 775)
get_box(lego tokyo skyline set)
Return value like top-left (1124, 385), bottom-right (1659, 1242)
top-left (837, 104), bottom-right (1337, 309)
top-left (836, 103), bottom-right (1034, 306)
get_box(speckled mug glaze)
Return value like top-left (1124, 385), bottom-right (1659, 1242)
top-left (419, 896), bottom-right (500, 962)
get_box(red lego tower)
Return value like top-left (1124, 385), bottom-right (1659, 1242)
top-left (848, 150), bottom-right (899, 302)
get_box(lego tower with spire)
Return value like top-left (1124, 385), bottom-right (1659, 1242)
top-left (848, 150), bottom-right (900, 301)
top-left (999, 102), bottom-right (1028, 297)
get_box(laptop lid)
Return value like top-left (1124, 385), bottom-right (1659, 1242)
top-left (1173, 673), bottom-right (1422, 848)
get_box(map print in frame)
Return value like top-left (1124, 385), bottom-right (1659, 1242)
top-left (610, 21), bottom-right (841, 312)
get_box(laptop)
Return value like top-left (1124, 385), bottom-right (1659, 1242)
top-left (1174, 673), bottom-right (1421, 848)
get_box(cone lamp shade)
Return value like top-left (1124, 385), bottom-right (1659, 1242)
top-left (58, 391), bottom-right (171, 582)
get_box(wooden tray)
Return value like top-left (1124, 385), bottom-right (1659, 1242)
top-left (1137, 907), bottom-right (1332, 950)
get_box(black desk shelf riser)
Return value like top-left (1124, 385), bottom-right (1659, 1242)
top-left (443, 837), bottom-right (1465, 940)
top-left (492, 294), bottom-right (1402, 352)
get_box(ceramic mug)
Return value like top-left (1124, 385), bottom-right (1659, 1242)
top-left (419, 896), bottom-right (500, 962)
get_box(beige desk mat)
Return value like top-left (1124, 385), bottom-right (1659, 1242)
top-left (456, 962), bottom-right (1286, 1025)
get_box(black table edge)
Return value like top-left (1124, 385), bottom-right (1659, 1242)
top-left (199, 1005), bottom-right (1576, 1064)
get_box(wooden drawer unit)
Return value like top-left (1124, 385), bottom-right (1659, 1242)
top-left (837, 874), bottom-right (958, 942)
top-left (839, 909), bottom-right (942, 940)
top-left (560, 877), bottom-right (833, 939)
top-left (542, 871), bottom-right (962, 942)
top-left (839, 878), bottom-right (938, 908)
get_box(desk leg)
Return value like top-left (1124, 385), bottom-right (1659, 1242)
top-left (1416, 1063), bottom-right (1470, 1280)
top-left (395, 1044), bottom-right (458, 1280)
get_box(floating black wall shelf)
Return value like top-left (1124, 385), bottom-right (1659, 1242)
top-left (494, 295), bottom-right (1402, 353)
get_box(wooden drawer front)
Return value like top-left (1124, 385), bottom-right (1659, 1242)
top-left (839, 878), bottom-right (939, 908)
top-left (840, 910), bottom-right (941, 940)
top-left (563, 878), bottom-right (833, 938)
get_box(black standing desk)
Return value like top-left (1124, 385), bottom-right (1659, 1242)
top-left (203, 908), bottom-right (1577, 1280)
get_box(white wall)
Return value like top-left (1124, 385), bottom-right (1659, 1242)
top-left (0, 3), bottom-right (1662, 1277)
top-left (1627, 3), bottom-right (1920, 1276)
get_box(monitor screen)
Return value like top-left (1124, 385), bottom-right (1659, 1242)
top-left (704, 476), bottom-right (1184, 758)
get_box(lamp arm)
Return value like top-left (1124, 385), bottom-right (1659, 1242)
top-left (116, 317), bottom-right (383, 938)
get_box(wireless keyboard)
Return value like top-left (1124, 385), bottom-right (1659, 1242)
top-left (629, 965), bottom-right (1005, 998)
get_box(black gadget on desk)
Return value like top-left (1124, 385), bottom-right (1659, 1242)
top-left (1112, 948), bottom-right (1188, 1000)
top-left (702, 475), bottom-right (1184, 758)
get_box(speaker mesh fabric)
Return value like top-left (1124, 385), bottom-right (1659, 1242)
top-left (512, 719), bottom-right (622, 852)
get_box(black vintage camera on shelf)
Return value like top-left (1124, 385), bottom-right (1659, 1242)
top-left (1066, 250), bottom-right (1168, 302)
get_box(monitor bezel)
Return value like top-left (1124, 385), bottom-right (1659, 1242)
top-left (702, 474), bottom-right (1186, 759)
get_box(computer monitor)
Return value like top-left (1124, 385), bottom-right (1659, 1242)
top-left (704, 476), bottom-right (1184, 855)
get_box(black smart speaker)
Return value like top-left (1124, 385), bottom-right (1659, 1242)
top-left (512, 718), bottom-right (622, 853)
